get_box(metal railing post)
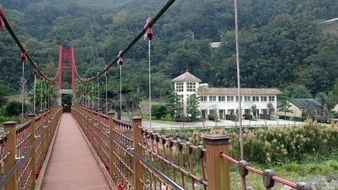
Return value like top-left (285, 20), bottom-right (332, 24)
top-left (204, 135), bottom-right (230, 190)
top-left (4, 121), bottom-right (17, 190)
top-left (109, 111), bottom-right (116, 179)
top-left (132, 117), bottom-right (142, 189)
top-left (28, 114), bottom-right (36, 189)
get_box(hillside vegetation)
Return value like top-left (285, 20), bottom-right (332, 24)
top-left (0, 0), bottom-right (338, 100)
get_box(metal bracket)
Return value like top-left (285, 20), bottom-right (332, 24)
top-left (296, 182), bottom-right (312, 190)
top-left (263, 169), bottom-right (275, 188)
top-left (15, 155), bottom-right (25, 160)
top-left (35, 135), bottom-right (41, 139)
top-left (238, 160), bottom-right (249, 177)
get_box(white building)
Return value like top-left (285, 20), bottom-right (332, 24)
top-left (172, 71), bottom-right (281, 119)
top-left (172, 71), bottom-right (201, 116)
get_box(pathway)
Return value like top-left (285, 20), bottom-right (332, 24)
top-left (41, 113), bottom-right (110, 190)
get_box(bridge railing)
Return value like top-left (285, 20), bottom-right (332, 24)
top-left (0, 106), bottom-right (62, 190)
top-left (71, 105), bottom-right (312, 190)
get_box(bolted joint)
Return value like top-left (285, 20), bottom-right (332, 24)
top-left (296, 182), bottom-right (312, 190)
top-left (238, 160), bottom-right (249, 177)
top-left (263, 169), bottom-right (275, 188)
top-left (198, 145), bottom-right (204, 158)
top-left (117, 50), bottom-right (123, 65)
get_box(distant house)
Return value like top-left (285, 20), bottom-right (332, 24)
top-left (209, 42), bottom-right (222, 49)
top-left (172, 71), bottom-right (281, 119)
top-left (278, 99), bottom-right (323, 118)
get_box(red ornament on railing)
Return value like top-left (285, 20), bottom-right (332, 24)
top-left (33, 67), bottom-right (37, 75)
top-left (117, 184), bottom-right (124, 190)
top-left (104, 65), bottom-right (109, 76)
top-left (144, 17), bottom-right (153, 40)
top-left (20, 50), bottom-right (27, 61)
top-left (117, 50), bottom-right (123, 65)
top-left (0, 7), bottom-right (5, 31)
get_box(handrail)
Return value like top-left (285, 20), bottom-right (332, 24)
top-left (0, 106), bottom-right (62, 190)
top-left (72, 105), bottom-right (312, 190)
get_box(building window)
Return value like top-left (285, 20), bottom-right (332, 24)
top-left (187, 82), bottom-right (196, 92)
top-left (218, 96), bottom-right (225, 102)
top-left (253, 96), bottom-right (259, 102)
top-left (200, 96), bottom-right (207, 102)
top-left (269, 96), bottom-right (275, 102)
top-left (244, 96), bottom-right (251, 102)
top-left (261, 96), bottom-right (267, 102)
top-left (209, 109), bottom-right (217, 116)
top-left (178, 95), bottom-right (183, 103)
top-left (175, 82), bottom-right (183, 92)
top-left (227, 109), bottom-right (235, 115)
top-left (227, 96), bottom-right (234, 102)
top-left (244, 109), bottom-right (251, 115)
top-left (209, 96), bottom-right (217, 102)
top-left (236, 96), bottom-right (243, 102)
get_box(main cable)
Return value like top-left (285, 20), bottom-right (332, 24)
top-left (74, 0), bottom-right (175, 83)
top-left (0, 7), bottom-right (55, 82)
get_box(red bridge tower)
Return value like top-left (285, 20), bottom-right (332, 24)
top-left (57, 45), bottom-right (75, 90)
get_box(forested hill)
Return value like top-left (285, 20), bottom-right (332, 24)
top-left (0, 0), bottom-right (338, 99)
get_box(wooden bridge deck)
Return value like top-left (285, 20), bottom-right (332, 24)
top-left (41, 113), bottom-right (111, 190)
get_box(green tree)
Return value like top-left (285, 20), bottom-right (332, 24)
top-left (151, 104), bottom-right (167, 120)
top-left (251, 104), bottom-right (257, 118)
top-left (292, 85), bottom-right (312, 98)
top-left (280, 100), bottom-right (293, 118)
top-left (267, 103), bottom-right (275, 119)
top-left (333, 78), bottom-right (338, 101)
top-left (0, 80), bottom-right (12, 107)
top-left (166, 91), bottom-right (183, 120)
top-left (187, 94), bottom-right (200, 120)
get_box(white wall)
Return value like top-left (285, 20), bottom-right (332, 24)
top-left (198, 95), bottom-right (278, 119)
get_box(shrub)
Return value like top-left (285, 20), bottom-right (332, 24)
top-left (5, 101), bottom-right (26, 116)
top-left (225, 114), bottom-right (236, 121)
top-left (208, 114), bottom-right (218, 121)
top-left (151, 104), bottom-right (167, 120)
top-left (243, 114), bottom-right (253, 120)
top-left (230, 121), bottom-right (338, 164)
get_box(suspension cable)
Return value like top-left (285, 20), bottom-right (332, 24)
top-left (20, 58), bottom-right (26, 122)
top-left (73, 0), bottom-right (175, 83)
top-left (145, 17), bottom-right (153, 128)
top-left (97, 76), bottom-right (100, 110)
top-left (234, 0), bottom-right (244, 160)
top-left (115, 51), bottom-right (124, 119)
top-left (0, 7), bottom-right (56, 82)
top-left (33, 68), bottom-right (37, 114)
top-left (105, 65), bottom-right (108, 114)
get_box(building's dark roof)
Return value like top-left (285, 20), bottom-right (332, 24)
top-left (172, 71), bottom-right (201, 82)
top-left (290, 99), bottom-right (323, 112)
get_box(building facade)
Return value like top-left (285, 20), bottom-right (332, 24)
top-left (172, 71), bottom-right (281, 119)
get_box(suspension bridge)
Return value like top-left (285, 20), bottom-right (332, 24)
top-left (0, 0), bottom-right (313, 189)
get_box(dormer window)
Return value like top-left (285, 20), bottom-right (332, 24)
top-left (175, 82), bottom-right (184, 92)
